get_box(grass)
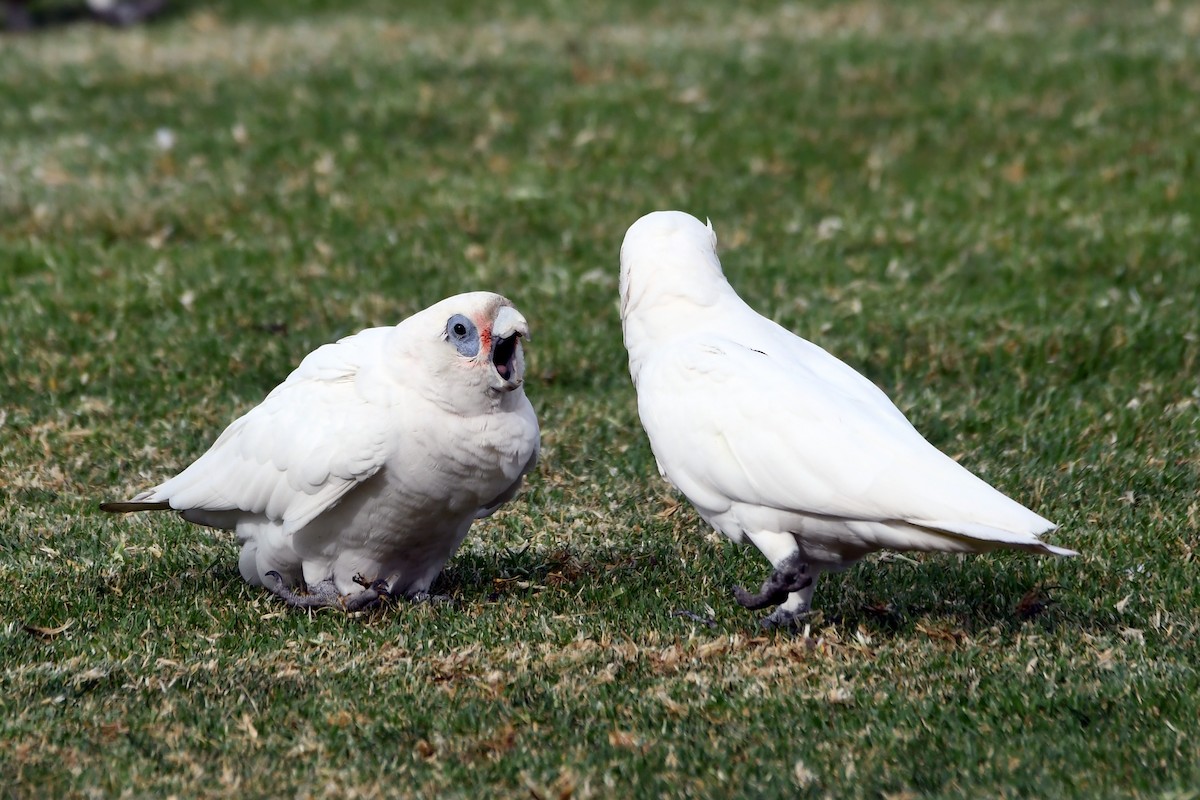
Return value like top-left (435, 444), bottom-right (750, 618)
top-left (2, 0), bottom-right (1199, 796)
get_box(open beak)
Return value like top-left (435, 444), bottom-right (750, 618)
top-left (491, 305), bottom-right (529, 387)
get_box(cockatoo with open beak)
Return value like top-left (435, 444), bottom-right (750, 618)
top-left (102, 292), bottom-right (540, 611)
top-left (619, 211), bottom-right (1075, 627)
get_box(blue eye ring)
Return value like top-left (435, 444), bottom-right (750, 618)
top-left (446, 314), bottom-right (480, 357)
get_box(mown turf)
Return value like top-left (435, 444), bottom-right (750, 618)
top-left (2, 1), bottom-right (1198, 797)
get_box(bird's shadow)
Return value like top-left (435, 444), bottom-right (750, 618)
top-left (435, 543), bottom-right (591, 606)
top-left (15, 557), bottom-right (246, 639)
top-left (21, 540), bottom-right (1112, 641)
top-left (817, 555), bottom-right (1105, 638)
top-left (431, 545), bottom-right (1110, 639)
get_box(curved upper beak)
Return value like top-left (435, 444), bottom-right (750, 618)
top-left (493, 305), bottom-right (530, 341)
top-left (489, 305), bottom-right (529, 389)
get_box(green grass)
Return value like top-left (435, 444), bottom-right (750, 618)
top-left (2, 1), bottom-right (1199, 797)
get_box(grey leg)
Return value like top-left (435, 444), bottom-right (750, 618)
top-left (733, 532), bottom-right (818, 628)
top-left (733, 554), bottom-right (811, 610)
top-left (759, 573), bottom-right (819, 629)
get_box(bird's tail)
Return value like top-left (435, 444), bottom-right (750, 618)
top-left (1033, 542), bottom-right (1079, 557)
top-left (99, 500), bottom-right (171, 513)
top-left (905, 517), bottom-right (1078, 557)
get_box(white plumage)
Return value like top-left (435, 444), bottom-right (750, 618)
top-left (620, 210), bottom-right (1074, 626)
top-left (103, 292), bottom-right (540, 610)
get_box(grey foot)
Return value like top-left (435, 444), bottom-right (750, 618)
top-left (732, 557), bottom-right (812, 611)
top-left (265, 571), bottom-right (390, 611)
top-left (760, 605), bottom-right (811, 629)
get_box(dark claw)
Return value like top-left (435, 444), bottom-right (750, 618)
top-left (264, 570), bottom-right (295, 599)
top-left (733, 558), bottom-right (812, 610)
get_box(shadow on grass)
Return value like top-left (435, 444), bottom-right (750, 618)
top-left (821, 554), bottom-right (1108, 638)
top-left (9, 538), bottom-right (1115, 646)
top-left (439, 542), bottom-right (621, 602)
top-left (435, 541), bottom-right (741, 629)
top-left (10, 557), bottom-right (249, 639)
top-left (440, 542), bottom-right (1109, 638)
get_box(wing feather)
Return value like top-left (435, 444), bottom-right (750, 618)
top-left (140, 328), bottom-right (400, 534)
top-left (639, 336), bottom-right (1055, 539)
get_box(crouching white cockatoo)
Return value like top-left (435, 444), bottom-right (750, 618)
top-left (102, 292), bottom-right (540, 611)
top-left (619, 211), bottom-right (1075, 627)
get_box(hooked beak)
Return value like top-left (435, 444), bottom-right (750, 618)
top-left (490, 305), bottom-right (529, 388)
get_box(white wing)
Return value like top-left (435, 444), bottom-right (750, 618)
top-left (137, 328), bottom-right (403, 534)
top-left (638, 333), bottom-right (1062, 546)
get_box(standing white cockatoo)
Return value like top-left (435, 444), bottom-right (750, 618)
top-left (102, 292), bottom-right (540, 611)
top-left (619, 211), bottom-right (1075, 627)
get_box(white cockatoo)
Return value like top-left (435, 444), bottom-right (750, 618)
top-left (619, 211), bottom-right (1075, 627)
top-left (102, 292), bottom-right (540, 611)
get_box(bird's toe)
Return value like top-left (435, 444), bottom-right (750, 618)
top-left (760, 606), bottom-right (810, 629)
top-left (733, 560), bottom-right (811, 610)
top-left (265, 575), bottom-right (344, 609)
top-left (733, 583), bottom-right (775, 610)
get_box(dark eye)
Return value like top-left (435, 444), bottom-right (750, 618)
top-left (446, 314), bottom-right (480, 357)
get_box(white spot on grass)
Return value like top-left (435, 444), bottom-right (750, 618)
top-left (816, 216), bottom-right (843, 240)
top-left (793, 759), bottom-right (818, 788)
top-left (154, 128), bottom-right (175, 151)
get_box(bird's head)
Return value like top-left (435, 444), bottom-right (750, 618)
top-left (618, 210), bottom-right (727, 325)
top-left (407, 292), bottom-right (531, 405)
top-left (618, 211), bottom-right (735, 378)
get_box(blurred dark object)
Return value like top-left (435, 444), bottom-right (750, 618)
top-left (3, 0), bottom-right (169, 31)
top-left (1015, 584), bottom-right (1063, 620)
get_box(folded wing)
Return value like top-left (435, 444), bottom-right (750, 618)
top-left (132, 329), bottom-right (400, 534)
top-left (638, 335), bottom-right (1067, 550)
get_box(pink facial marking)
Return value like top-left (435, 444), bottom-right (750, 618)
top-left (474, 313), bottom-right (493, 355)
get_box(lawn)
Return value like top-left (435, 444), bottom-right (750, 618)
top-left (2, 1), bottom-right (1198, 797)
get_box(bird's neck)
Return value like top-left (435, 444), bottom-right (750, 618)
top-left (622, 284), bottom-right (750, 385)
